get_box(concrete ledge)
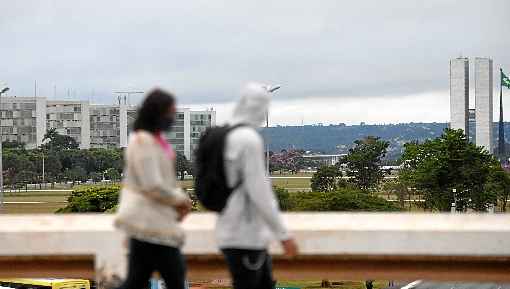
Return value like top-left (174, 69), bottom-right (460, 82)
top-left (0, 213), bottom-right (509, 282)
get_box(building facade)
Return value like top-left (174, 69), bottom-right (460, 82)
top-left (474, 57), bottom-right (494, 153)
top-left (449, 57), bottom-right (470, 138)
top-left (189, 110), bottom-right (215, 158)
top-left (449, 57), bottom-right (496, 154)
top-left (89, 105), bottom-right (122, 149)
top-left (46, 101), bottom-right (91, 149)
top-left (0, 97), bottom-right (46, 149)
top-left (0, 97), bottom-right (215, 159)
top-left (468, 108), bottom-right (476, 144)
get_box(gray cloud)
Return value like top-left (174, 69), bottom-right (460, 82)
top-left (1, 0), bottom-right (509, 106)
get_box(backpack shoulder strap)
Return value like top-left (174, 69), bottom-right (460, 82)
top-left (226, 123), bottom-right (248, 132)
top-left (224, 123), bottom-right (249, 191)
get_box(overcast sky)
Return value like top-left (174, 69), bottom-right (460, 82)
top-left (1, 0), bottom-right (509, 125)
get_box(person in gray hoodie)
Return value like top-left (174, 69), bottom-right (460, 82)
top-left (217, 82), bottom-right (298, 289)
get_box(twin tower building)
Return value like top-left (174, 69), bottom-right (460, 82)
top-left (450, 57), bottom-right (493, 153)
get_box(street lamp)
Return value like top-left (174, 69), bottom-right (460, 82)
top-left (265, 85), bottom-right (281, 173)
top-left (0, 86), bottom-right (9, 209)
top-left (41, 138), bottom-right (50, 188)
top-left (451, 188), bottom-right (457, 213)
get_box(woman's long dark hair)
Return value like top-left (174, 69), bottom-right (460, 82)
top-left (133, 88), bottom-right (176, 133)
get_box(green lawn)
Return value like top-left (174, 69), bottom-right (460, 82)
top-left (2, 191), bottom-right (71, 214)
top-left (271, 172), bottom-right (314, 177)
top-left (1, 176), bottom-right (313, 214)
top-left (270, 178), bottom-right (310, 190)
top-left (179, 177), bottom-right (311, 191)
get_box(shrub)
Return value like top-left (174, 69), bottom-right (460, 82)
top-left (290, 188), bottom-right (401, 212)
top-left (274, 186), bottom-right (293, 211)
top-left (57, 185), bottom-right (120, 213)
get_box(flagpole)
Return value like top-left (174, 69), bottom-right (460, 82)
top-left (500, 68), bottom-right (505, 158)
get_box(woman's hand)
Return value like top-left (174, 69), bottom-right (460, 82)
top-left (281, 238), bottom-right (299, 258)
top-left (176, 199), bottom-right (192, 222)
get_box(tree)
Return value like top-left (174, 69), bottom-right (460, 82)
top-left (310, 165), bottom-right (340, 192)
top-left (2, 140), bottom-right (25, 150)
top-left (400, 129), bottom-right (498, 212)
top-left (381, 179), bottom-right (410, 209)
top-left (175, 153), bottom-right (191, 180)
top-left (88, 148), bottom-right (123, 175)
top-left (485, 165), bottom-right (510, 212)
top-left (343, 136), bottom-right (390, 190)
top-left (2, 149), bottom-right (37, 188)
top-left (63, 166), bottom-right (88, 186)
top-left (105, 167), bottom-right (121, 181)
top-left (30, 149), bottom-right (62, 185)
top-left (42, 128), bottom-right (79, 151)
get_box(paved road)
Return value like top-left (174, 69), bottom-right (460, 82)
top-left (387, 281), bottom-right (510, 289)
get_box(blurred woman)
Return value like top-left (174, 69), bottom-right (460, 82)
top-left (115, 88), bottom-right (192, 289)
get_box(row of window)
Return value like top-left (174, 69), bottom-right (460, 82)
top-left (90, 115), bottom-right (119, 123)
top-left (0, 103), bottom-right (36, 110)
top-left (191, 114), bottom-right (212, 121)
top-left (1, 134), bottom-right (36, 143)
top-left (90, 108), bottom-right (120, 115)
top-left (47, 112), bottom-right (81, 121)
top-left (0, 110), bottom-right (35, 118)
top-left (0, 118), bottom-right (36, 126)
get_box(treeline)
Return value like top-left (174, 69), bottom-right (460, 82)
top-left (309, 129), bottom-right (510, 212)
top-left (2, 143), bottom-right (123, 188)
top-left (260, 122), bottom-right (448, 159)
top-left (2, 128), bottom-right (123, 188)
top-left (2, 128), bottom-right (192, 189)
top-left (55, 128), bottom-right (510, 214)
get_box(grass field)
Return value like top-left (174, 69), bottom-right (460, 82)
top-left (178, 175), bottom-right (312, 191)
top-left (2, 190), bottom-right (71, 214)
top-left (1, 176), bottom-right (312, 214)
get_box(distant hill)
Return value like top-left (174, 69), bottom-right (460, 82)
top-left (259, 122), bottom-right (509, 160)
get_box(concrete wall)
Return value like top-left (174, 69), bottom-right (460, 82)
top-left (475, 58), bottom-right (494, 153)
top-left (450, 58), bottom-right (470, 138)
top-left (1, 213), bottom-right (510, 283)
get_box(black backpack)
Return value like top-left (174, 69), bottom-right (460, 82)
top-left (194, 124), bottom-right (245, 212)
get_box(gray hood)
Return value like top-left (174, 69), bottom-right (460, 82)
top-left (230, 82), bottom-right (270, 127)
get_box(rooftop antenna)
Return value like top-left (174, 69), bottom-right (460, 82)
top-left (113, 90), bottom-right (144, 106)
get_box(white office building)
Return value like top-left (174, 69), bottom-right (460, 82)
top-left (0, 97), bottom-right (46, 149)
top-left (90, 104), bottom-right (130, 149)
top-left (0, 97), bottom-right (215, 159)
top-left (449, 57), bottom-right (470, 138)
top-left (474, 57), bottom-right (494, 153)
top-left (449, 57), bottom-right (495, 154)
top-left (46, 100), bottom-right (91, 149)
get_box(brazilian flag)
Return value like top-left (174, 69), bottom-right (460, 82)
top-left (503, 69), bottom-right (510, 89)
